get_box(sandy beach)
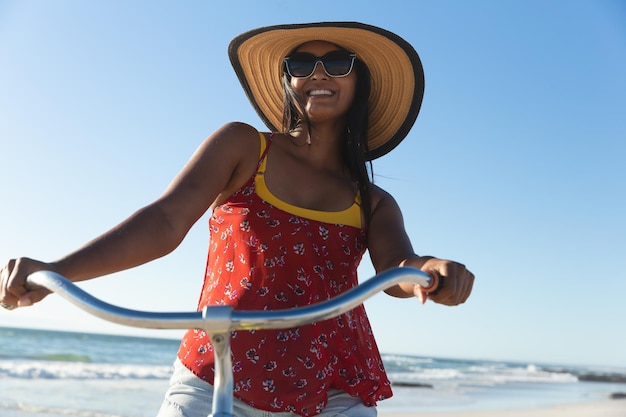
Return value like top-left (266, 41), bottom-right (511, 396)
top-left (381, 399), bottom-right (626, 417)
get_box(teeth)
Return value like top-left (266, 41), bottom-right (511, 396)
top-left (309, 89), bottom-right (333, 96)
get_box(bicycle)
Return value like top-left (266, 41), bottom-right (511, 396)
top-left (26, 267), bottom-right (436, 417)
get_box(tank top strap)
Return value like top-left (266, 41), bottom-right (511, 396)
top-left (256, 132), bottom-right (273, 173)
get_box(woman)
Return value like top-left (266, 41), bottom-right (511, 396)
top-left (1, 22), bottom-right (474, 417)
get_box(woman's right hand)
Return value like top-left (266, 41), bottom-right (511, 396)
top-left (0, 257), bottom-right (54, 310)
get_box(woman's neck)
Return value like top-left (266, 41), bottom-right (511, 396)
top-left (286, 125), bottom-right (346, 172)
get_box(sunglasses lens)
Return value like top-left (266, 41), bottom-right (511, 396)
top-left (286, 54), bottom-right (317, 77)
top-left (285, 52), bottom-right (355, 78)
top-left (321, 52), bottom-right (354, 76)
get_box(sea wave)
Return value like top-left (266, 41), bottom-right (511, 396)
top-left (383, 355), bottom-right (580, 389)
top-left (0, 352), bottom-right (93, 363)
top-left (0, 359), bottom-right (172, 380)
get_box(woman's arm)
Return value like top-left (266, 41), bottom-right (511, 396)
top-left (367, 186), bottom-right (474, 306)
top-left (1, 122), bottom-right (261, 308)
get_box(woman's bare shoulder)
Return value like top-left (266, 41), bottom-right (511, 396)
top-left (202, 122), bottom-right (272, 205)
top-left (369, 184), bottom-right (398, 214)
top-left (212, 121), bottom-right (262, 146)
top-left (200, 122), bottom-right (267, 165)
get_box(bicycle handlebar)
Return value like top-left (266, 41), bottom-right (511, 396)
top-left (26, 267), bottom-right (434, 333)
top-left (25, 267), bottom-right (435, 417)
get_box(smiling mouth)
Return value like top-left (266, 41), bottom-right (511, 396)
top-left (308, 89), bottom-right (334, 97)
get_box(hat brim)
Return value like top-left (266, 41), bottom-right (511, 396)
top-left (229, 22), bottom-right (425, 160)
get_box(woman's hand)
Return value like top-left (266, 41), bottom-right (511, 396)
top-left (0, 257), bottom-right (54, 310)
top-left (405, 257), bottom-right (474, 306)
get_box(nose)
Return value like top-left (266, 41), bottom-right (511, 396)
top-left (310, 60), bottom-right (328, 79)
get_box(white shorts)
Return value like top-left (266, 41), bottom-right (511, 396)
top-left (157, 359), bottom-right (377, 417)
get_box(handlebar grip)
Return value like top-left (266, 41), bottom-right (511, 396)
top-left (423, 274), bottom-right (443, 295)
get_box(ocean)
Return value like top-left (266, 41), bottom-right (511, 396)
top-left (1, 326), bottom-right (624, 417)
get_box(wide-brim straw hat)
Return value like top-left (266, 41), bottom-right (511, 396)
top-left (229, 22), bottom-right (425, 160)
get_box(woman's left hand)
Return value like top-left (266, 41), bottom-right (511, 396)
top-left (404, 257), bottom-right (474, 306)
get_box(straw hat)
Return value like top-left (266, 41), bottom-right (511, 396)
top-left (229, 22), bottom-right (425, 160)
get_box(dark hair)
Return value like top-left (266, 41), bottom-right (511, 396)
top-left (280, 58), bottom-right (374, 226)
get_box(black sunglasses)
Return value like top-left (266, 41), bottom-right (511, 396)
top-left (284, 51), bottom-right (357, 78)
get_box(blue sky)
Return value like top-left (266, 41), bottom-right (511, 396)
top-left (1, 0), bottom-right (625, 368)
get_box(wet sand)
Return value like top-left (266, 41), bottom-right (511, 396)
top-left (381, 399), bottom-right (626, 417)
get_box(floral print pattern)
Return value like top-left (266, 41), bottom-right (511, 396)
top-left (178, 147), bottom-right (391, 416)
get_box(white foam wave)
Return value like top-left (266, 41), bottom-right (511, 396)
top-left (382, 354), bottom-right (434, 365)
top-left (0, 360), bottom-right (172, 380)
top-left (388, 362), bottom-right (578, 388)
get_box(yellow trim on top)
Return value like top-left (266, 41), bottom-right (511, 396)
top-left (254, 133), bottom-right (362, 229)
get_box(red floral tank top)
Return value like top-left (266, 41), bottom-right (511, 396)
top-left (177, 133), bottom-right (392, 416)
